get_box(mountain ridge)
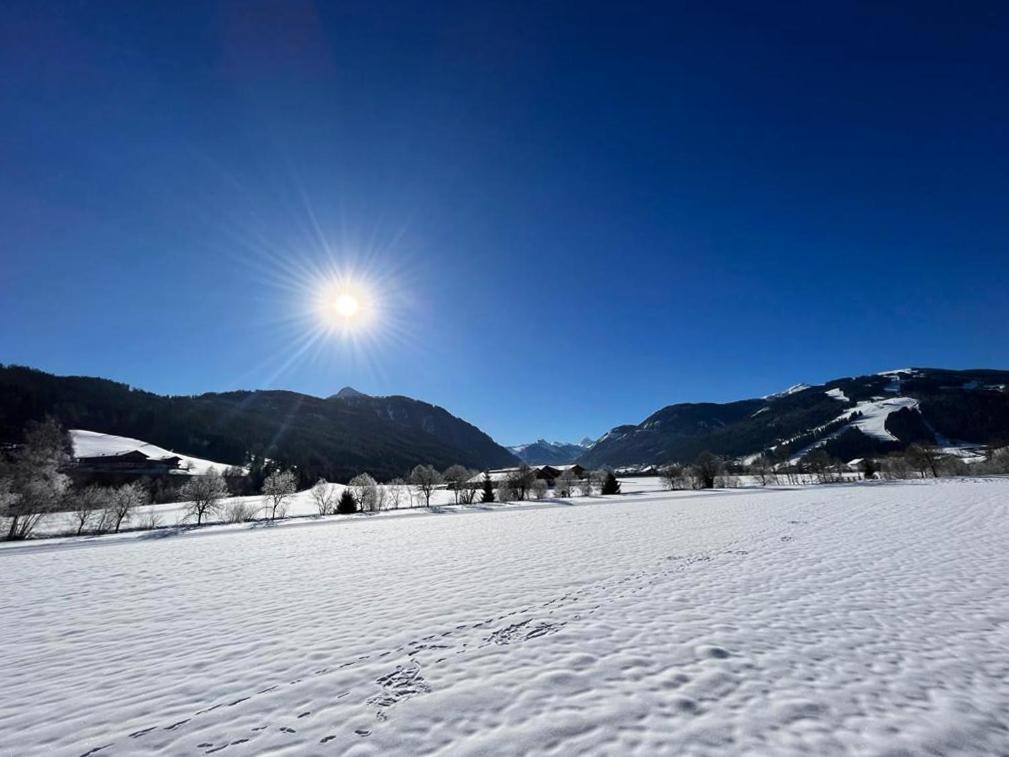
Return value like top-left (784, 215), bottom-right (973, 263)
top-left (0, 365), bottom-right (519, 482)
top-left (578, 368), bottom-right (1009, 467)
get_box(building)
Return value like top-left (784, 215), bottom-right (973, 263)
top-left (74, 449), bottom-right (182, 475)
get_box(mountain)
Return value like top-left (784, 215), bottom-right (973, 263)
top-left (509, 438), bottom-right (594, 465)
top-left (579, 368), bottom-right (1009, 467)
top-left (0, 365), bottom-right (519, 482)
top-left (331, 386), bottom-right (369, 400)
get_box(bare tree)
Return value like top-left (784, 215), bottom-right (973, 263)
top-left (805, 449), bottom-right (836, 484)
top-left (458, 476), bottom-right (479, 505)
top-left (443, 465), bottom-right (472, 505)
top-left (179, 470), bottom-right (228, 526)
top-left (530, 479), bottom-right (548, 500)
top-left (311, 478), bottom-right (335, 515)
top-left (409, 465), bottom-right (443, 508)
top-left (386, 478), bottom-right (406, 509)
top-left (880, 452), bottom-right (913, 480)
top-left (0, 478), bottom-right (19, 530)
top-left (691, 451), bottom-right (723, 489)
top-left (978, 446), bottom-right (1009, 475)
top-left (70, 485), bottom-right (105, 536)
top-left (906, 443), bottom-right (943, 478)
top-left (4, 418), bottom-right (72, 540)
top-left (660, 463), bottom-right (684, 490)
top-left (938, 455), bottom-right (969, 477)
top-left (751, 453), bottom-right (777, 486)
top-left (497, 477), bottom-right (516, 502)
top-left (512, 464), bottom-right (537, 501)
top-left (107, 482), bottom-right (148, 533)
top-left (262, 469), bottom-right (297, 520)
top-left (349, 473), bottom-right (380, 512)
top-left (224, 500), bottom-right (254, 523)
top-left (555, 469), bottom-right (577, 497)
top-left (578, 474), bottom-right (594, 496)
top-left (139, 508), bottom-right (164, 530)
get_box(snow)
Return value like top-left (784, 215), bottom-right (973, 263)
top-left (508, 439), bottom-right (592, 455)
top-left (764, 383), bottom-right (811, 399)
top-left (845, 396), bottom-right (919, 442)
top-left (70, 429), bottom-right (236, 476)
top-left (782, 397), bottom-right (921, 463)
top-left (4, 477), bottom-right (1009, 756)
top-left (825, 387), bottom-right (849, 402)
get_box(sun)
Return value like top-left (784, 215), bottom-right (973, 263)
top-left (315, 278), bottom-right (375, 332)
top-left (334, 292), bottom-right (360, 319)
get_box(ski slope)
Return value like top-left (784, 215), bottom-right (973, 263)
top-left (3, 478), bottom-right (1009, 756)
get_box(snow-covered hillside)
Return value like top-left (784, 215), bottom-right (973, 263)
top-left (780, 396), bottom-right (921, 463)
top-left (3, 478), bottom-right (1009, 755)
top-left (583, 367), bottom-right (1009, 468)
top-left (71, 429), bottom-right (235, 475)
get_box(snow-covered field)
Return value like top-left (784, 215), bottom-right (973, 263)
top-left (3, 477), bottom-right (1009, 756)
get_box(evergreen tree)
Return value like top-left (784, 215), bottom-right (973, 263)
top-left (336, 488), bottom-right (358, 514)
top-left (601, 470), bottom-right (621, 495)
top-left (861, 458), bottom-right (878, 480)
top-left (481, 471), bottom-right (495, 503)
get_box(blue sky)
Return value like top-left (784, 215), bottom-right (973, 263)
top-left (2, 2), bottom-right (1008, 445)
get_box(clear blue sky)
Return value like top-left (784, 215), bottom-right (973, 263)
top-left (2, 2), bottom-right (1007, 446)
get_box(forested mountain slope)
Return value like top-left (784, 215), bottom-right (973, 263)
top-left (579, 368), bottom-right (1009, 467)
top-left (0, 366), bottom-right (518, 482)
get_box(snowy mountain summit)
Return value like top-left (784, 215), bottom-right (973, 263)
top-left (509, 438), bottom-right (594, 465)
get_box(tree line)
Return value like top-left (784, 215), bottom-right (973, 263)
top-left (0, 419), bottom-right (623, 540)
top-left (656, 443), bottom-right (1009, 490)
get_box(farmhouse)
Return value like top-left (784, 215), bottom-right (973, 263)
top-left (74, 449), bottom-right (182, 475)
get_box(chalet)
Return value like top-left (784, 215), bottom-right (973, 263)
top-left (74, 449), bottom-right (182, 474)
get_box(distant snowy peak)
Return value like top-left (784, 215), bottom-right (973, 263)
top-left (509, 438), bottom-right (594, 465)
top-left (509, 438), bottom-right (593, 452)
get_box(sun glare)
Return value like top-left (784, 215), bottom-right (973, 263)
top-left (316, 278), bottom-right (375, 333)
top-left (334, 293), bottom-right (360, 318)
